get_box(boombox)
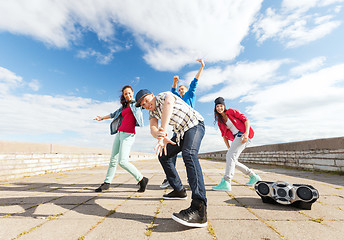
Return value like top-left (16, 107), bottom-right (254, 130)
top-left (254, 181), bottom-right (319, 210)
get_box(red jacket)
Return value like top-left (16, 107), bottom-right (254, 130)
top-left (218, 108), bottom-right (254, 141)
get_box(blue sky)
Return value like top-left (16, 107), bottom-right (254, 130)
top-left (1, 0), bottom-right (344, 153)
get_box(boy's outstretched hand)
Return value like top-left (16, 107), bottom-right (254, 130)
top-left (154, 137), bottom-right (176, 156)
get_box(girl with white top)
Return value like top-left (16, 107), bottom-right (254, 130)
top-left (212, 97), bottom-right (261, 191)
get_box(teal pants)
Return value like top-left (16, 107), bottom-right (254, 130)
top-left (104, 131), bottom-right (143, 183)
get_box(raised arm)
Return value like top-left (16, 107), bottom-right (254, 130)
top-left (171, 75), bottom-right (181, 97)
top-left (172, 75), bottom-right (179, 89)
top-left (194, 59), bottom-right (205, 80)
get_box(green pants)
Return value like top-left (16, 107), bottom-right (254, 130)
top-left (104, 131), bottom-right (143, 183)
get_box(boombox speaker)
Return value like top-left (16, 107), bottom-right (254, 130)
top-left (254, 181), bottom-right (319, 210)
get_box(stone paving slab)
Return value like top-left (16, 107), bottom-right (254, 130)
top-left (211, 219), bottom-right (282, 240)
top-left (0, 158), bottom-right (343, 240)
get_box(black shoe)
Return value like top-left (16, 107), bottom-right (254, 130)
top-left (163, 188), bottom-right (187, 200)
top-left (137, 177), bottom-right (149, 192)
top-left (172, 199), bottom-right (207, 227)
top-left (95, 182), bottom-right (110, 192)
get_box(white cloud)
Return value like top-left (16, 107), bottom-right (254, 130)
top-left (0, 92), bottom-right (118, 137)
top-left (0, 66), bottom-right (122, 148)
top-left (284, 19), bottom-right (341, 48)
top-left (244, 63), bottom-right (344, 145)
top-left (0, 1), bottom-right (79, 48)
top-left (0, 67), bottom-right (160, 153)
top-left (0, 67), bottom-right (23, 94)
top-left (290, 57), bottom-right (326, 76)
top-left (194, 59), bottom-right (287, 102)
top-left (0, 0), bottom-right (263, 71)
top-left (0, 66), bottom-right (159, 153)
top-left (281, 0), bottom-right (344, 12)
top-left (253, 0), bottom-right (342, 48)
top-left (28, 79), bottom-right (40, 91)
top-left (334, 5), bottom-right (343, 12)
top-left (128, 0), bottom-right (262, 71)
top-left (76, 47), bottom-right (119, 64)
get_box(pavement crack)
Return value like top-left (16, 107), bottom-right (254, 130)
top-left (145, 189), bottom-right (166, 238)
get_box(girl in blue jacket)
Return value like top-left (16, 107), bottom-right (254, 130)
top-left (93, 85), bottom-right (148, 192)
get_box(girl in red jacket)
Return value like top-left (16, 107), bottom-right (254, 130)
top-left (212, 97), bottom-right (261, 191)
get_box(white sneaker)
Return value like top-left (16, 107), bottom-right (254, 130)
top-left (160, 179), bottom-right (170, 188)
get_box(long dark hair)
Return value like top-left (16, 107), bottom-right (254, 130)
top-left (120, 85), bottom-right (133, 108)
top-left (214, 105), bottom-right (227, 125)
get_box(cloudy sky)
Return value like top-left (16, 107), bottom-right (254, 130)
top-left (1, 0), bottom-right (343, 153)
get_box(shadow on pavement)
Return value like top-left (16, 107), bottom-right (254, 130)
top-left (0, 182), bottom-right (194, 233)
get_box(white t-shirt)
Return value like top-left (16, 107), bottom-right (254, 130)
top-left (226, 119), bottom-right (239, 135)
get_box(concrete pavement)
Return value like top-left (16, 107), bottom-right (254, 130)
top-left (0, 158), bottom-right (343, 240)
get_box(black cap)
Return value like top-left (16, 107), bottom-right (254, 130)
top-left (135, 89), bottom-right (152, 107)
top-left (214, 97), bottom-right (225, 106)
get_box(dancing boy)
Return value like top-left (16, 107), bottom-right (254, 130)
top-left (135, 89), bottom-right (207, 227)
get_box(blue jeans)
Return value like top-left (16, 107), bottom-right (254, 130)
top-left (158, 122), bottom-right (207, 204)
top-left (162, 154), bottom-right (177, 181)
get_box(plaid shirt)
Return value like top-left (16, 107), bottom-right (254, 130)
top-left (149, 92), bottom-right (204, 145)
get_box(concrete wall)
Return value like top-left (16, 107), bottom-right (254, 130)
top-left (3, 137), bottom-right (343, 181)
top-left (0, 141), bottom-right (156, 181)
top-left (198, 137), bottom-right (344, 173)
